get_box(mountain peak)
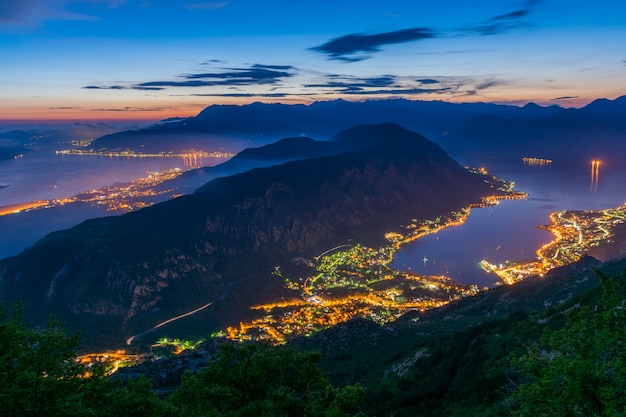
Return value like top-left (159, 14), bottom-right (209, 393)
top-left (331, 122), bottom-right (425, 143)
top-left (328, 122), bottom-right (444, 158)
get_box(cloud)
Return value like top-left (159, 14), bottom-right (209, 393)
top-left (133, 64), bottom-right (296, 90)
top-left (0, 0), bottom-right (123, 27)
top-left (475, 79), bottom-right (506, 90)
top-left (304, 75), bottom-right (396, 91)
top-left (554, 96), bottom-right (578, 100)
top-left (300, 73), bottom-right (461, 97)
top-left (84, 84), bottom-right (165, 90)
top-left (83, 85), bottom-right (127, 89)
top-left (89, 106), bottom-right (174, 112)
top-left (184, 2), bottom-right (228, 11)
top-left (310, 27), bottom-right (436, 62)
top-left (461, 2), bottom-right (539, 36)
top-left (309, 3), bottom-right (540, 62)
top-left (190, 92), bottom-right (291, 98)
top-left (337, 86), bottom-right (453, 96)
top-left (416, 78), bottom-right (440, 84)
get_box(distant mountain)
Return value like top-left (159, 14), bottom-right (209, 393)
top-left (154, 135), bottom-right (352, 195)
top-left (0, 123), bottom-right (131, 147)
top-left (0, 123), bottom-right (502, 348)
top-left (440, 95), bottom-right (626, 164)
top-left (87, 99), bottom-right (567, 154)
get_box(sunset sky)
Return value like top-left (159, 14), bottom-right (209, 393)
top-left (1, 0), bottom-right (625, 122)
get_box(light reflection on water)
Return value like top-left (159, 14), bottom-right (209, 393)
top-left (0, 144), bottom-right (225, 207)
top-left (392, 157), bottom-right (626, 287)
top-left (0, 145), bottom-right (229, 259)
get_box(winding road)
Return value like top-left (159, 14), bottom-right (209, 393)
top-left (126, 296), bottom-right (223, 345)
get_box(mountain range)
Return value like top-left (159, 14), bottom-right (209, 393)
top-left (87, 96), bottom-right (626, 164)
top-left (0, 123), bottom-right (503, 348)
top-left (86, 98), bottom-right (564, 153)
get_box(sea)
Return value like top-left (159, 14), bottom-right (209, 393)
top-left (0, 143), bottom-right (226, 259)
top-left (2, 145), bottom-right (626, 289)
top-left (392, 156), bottom-right (626, 287)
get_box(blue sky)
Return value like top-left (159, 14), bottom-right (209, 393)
top-left (1, 0), bottom-right (625, 121)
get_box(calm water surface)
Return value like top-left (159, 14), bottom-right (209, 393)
top-left (392, 157), bottom-right (626, 287)
top-left (0, 145), bottom-right (226, 258)
top-left (2, 150), bottom-right (625, 281)
top-left (0, 144), bottom-right (223, 206)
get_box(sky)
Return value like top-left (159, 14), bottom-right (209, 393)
top-left (1, 0), bottom-right (626, 122)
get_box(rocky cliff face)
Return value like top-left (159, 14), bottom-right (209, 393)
top-left (0, 123), bottom-right (501, 346)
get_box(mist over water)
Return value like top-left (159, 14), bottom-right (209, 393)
top-left (0, 144), bottom-right (227, 258)
top-left (0, 144), bottom-right (223, 206)
top-left (392, 157), bottom-right (626, 287)
top-left (2, 148), bottom-right (626, 287)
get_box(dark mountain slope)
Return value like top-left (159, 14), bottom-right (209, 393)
top-left (292, 255), bottom-right (622, 417)
top-left (0, 123), bottom-right (503, 348)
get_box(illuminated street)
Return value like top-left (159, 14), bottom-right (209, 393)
top-left (1, 168), bottom-right (185, 216)
top-left (218, 173), bottom-right (527, 344)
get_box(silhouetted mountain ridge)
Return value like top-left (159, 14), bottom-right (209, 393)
top-left (88, 99), bottom-right (568, 154)
top-left (442, 95), bottom-right (626, 163)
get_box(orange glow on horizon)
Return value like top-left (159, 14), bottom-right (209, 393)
top-left (1, 92), bottom-right (611, 124)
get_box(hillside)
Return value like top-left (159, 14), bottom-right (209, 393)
top-left (0, 123), bottom-right (502, 348)
top-left (293, 255), bottom-right (626, 416)
top-left (105, 254), bottom-right (626, 416)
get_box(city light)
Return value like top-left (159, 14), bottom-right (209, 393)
top-left (218, 172), bottom-right (527, 344)
top-left (523, 157), bottom-right (552, 166)
top-left (482, 204), bottom-right (626, 284)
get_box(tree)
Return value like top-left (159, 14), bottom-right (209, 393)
top-left (0, 304), bottom-right (88, 417)
top-left (0, 303), bottom-right (173, 417)
top-left (171, 343), bottom-right (365, 417)
top-left (510, 272), bottom-right (626, 416)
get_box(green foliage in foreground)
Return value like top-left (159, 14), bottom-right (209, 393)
top-left (510, 272), bottom-right (626, 416)
top-left (2, 266), bottom-right (626, 416)
top-left (361, 268), bottom-right (626, 416)
top-left (0, 304), bottom-right (363, 417)
top-left (171, 344), bottom-right (365, 417)
top-left (0, 303), bottom-right (173, 417)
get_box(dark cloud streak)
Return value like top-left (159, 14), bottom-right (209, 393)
top-left (133, 64), bottom-right (296, 90)
top-left (190, 92), bottom-right (291, 98)
top-left (310, 2), bottom-right (540, 62)
top-left (416, 78), bottom-right (440, 84)
top-left (461, 2), bottom-right (539, 36)
top-left (310, 27), bottom-right (436, 62)
top-left (304, 75), bottom-right (396, 90)
top-left (475, 79), bottom-right (505, 90)
top-left (83, 85), bottom-right (126, 90)
top-left (336, 86), bottom-right (453, 96)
